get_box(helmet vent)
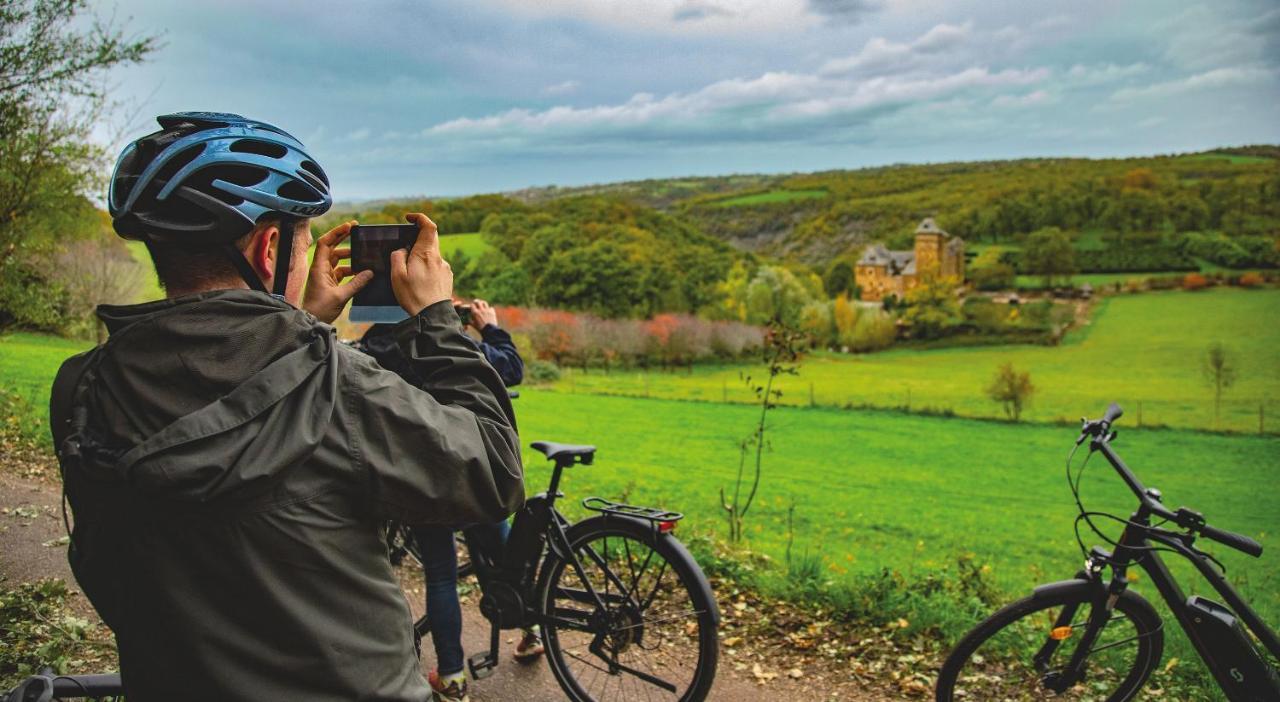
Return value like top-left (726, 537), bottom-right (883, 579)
top-left (230, 139), bottom-right (288, 159)
top-left (277, 180), bottom-right (318, 202)
top-left (300, 160), bottom-right (329, 187)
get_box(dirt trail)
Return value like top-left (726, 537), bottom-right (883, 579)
top-left (1, 469), bottom-right (894, 701)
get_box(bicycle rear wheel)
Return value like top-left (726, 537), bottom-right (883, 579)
top-left (538, 517), bottom-right (719, 702)
top-left (936, 581), bottom-right (1163, 701)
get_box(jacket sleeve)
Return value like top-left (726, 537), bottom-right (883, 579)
top-left (344, 301), bottom-right (524, 525)
top-left (479, 325), bottom-right (524, 387)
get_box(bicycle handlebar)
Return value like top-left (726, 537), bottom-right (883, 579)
top-left (1100, 402), bottom-right (1123, 428)
top-left (1201, 523), bottom-right (1264, 558)
top-left (1082, 403), bottom-right (1263, 559)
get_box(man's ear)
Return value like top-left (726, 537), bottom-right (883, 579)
top-left (250, 225), bottom-right (280, 282)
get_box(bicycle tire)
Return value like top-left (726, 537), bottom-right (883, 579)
top-left (537, 516), bottom-right (720, 702)
top-left (936, 579), bottom-right (1163, 702)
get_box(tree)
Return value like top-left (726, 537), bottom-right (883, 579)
top-left (53, 233), bottom-right (144, 342)
top-left (823, 260), bottom-right (855, 297)
top-left (832, 295), bottom-right (858, 347)
top-left (901, 276), bottom-right (963, 339)
top-left (1203, 342), bottom-right (1237, 428)
top-left (1, 0), bottom-right (157, 257)
top-left (1023, 227), bottom-right (1077, 288)
top-left (987, 362), bottom-right (1035, 421)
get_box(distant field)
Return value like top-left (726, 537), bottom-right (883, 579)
top-left (554, 288), bottom-right (1280, 432)
top-left (711, 189), bottom-right (828, 207)
top-left (438, 231), bottom-right (490, 260)
top-left (1181, 152), bottom-right (1274, 165)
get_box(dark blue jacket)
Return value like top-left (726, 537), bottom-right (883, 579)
top-left (359, 323), bottom-right (523, 388)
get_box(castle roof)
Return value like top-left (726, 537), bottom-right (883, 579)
top-left (858, 244), bottom-right (915, 275)
top-left (916, 217), bottom-right (946, 236)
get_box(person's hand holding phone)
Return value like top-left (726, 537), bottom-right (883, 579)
top-left (303, 220), bottom-right (374, 323)
top-left (390, 213), bottom-right (453, 316)
top-left (469, 299), bottom-right (498, 331)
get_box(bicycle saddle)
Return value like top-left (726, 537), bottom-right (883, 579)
top-left (530, 441), bottom-right (596, 465)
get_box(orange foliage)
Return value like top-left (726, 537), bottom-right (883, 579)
top-left (1238, 272), bottom-right (1264, 288)
top-left (1182, 272), bottom-right (1208, 291)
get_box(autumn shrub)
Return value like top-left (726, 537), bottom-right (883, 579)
top-left (525, 360), bottom-right (562, 384)
top-left (848, 309), bottom-right (897, 352)
top-left (1182, 272), bottom-right (1208, 291)
top-left (1238, 271), bottom-right (1264, 288)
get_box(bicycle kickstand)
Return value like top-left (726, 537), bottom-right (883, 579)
top-left (467, 621), bottom-right (501, 680)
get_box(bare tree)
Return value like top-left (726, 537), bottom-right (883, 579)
top-left (719, 322), bottom-right (803, 543)
top-left (54, 237), bottom-right (145, 342)
top-left (987, 362), bottom-right (1035, 422)
top-left (1203, 342), bottom-right (1238, 428)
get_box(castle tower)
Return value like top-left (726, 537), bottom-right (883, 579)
top-left (913, 217), bottom-right (945, 278)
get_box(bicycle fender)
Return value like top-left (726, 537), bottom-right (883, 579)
top-left (1032, 578), bottom-right (1161, 624)
top-left (541, 514), bottom-right (721, 626)
top-left (1032, 577), bottom-right (1099, 601)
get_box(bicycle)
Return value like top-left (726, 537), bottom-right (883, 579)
top-left (413, 440), bottom-right (721, 702)
top-left (935, 402), bottom-right (1280, 701)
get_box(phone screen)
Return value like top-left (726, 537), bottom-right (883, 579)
top-left (350, 224), bottom-right (417, 323)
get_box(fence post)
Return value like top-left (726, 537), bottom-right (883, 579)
top-left (809, 382), bottom-right (815, 408)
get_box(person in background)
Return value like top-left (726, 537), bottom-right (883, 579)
top-left (358, 298), bottom-right (539, 702)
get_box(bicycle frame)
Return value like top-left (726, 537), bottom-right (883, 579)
top-left (1094, 440), bottom-right (1280, 699)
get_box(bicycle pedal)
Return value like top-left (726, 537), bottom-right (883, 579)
top-left (467, 652), bottom-right (497, 680)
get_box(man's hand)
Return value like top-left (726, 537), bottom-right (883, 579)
top-left (302, 220), bottom-right (373, 323)
top-left (469, 299), bottom-right (498, 331)
top-left (391, 213), bottom-right (453, 316)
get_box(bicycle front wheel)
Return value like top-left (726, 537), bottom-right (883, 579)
top-left (538, 516), bottom-right (720, 702)
top-left (936, 580), bottom-right (1163, 701)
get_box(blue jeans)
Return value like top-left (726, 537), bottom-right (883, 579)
top-left (413, 520), bottom-right (511, 675)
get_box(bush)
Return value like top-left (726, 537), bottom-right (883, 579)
top-left (1182, 272), bottom-right (1209, 291)
top-left (848, 309), bottom-right (897, 352)
top-left (525, 360), bottom-right (561, 384)
top-left (1238, 271), bottom-right (1264, 288)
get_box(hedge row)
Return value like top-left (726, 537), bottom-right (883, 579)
top-left (495, 306), bottom-right (764, 369)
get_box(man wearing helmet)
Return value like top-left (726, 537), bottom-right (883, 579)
top-left (49, 113), bottom-right (524, 701)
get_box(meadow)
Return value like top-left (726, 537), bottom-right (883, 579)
top-left (550, 287), bottom-right (1280, 433)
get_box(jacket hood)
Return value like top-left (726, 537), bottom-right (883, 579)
top-left (65, 290), bottom-right (339, 503)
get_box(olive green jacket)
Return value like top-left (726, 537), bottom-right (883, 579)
top-left (50, 290), bottom-right (524, 701)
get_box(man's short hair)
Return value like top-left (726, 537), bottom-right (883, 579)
top-left (146, 217), bottom-right (306, 293)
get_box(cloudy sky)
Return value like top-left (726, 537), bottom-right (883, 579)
top-left (95, 0), bottom-right (1279, 200)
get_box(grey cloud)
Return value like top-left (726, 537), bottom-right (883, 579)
top-left (808, 0), bottom-right (883, 25)
top-left (673, 1), bottom-right (734, 23)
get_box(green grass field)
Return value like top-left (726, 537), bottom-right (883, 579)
top-left (554, 288), bottom-right (1280, 432)
top-left (711, 189), bottom-right (829, 207)
top-left (439, 231), bottom-right (490, 259)
top-left (1181, 152), bottom-right (1275, 165)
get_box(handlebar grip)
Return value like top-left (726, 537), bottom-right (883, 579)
top-left (1201, 524), bottom-right (1263, 558)
top-left (1101, 402), bottom-right (1124, 426)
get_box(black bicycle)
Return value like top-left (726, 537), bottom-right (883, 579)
top-left (413, 440), bottom-right (721, 702)
top-left (935, 403), bottom-right (1280, 701)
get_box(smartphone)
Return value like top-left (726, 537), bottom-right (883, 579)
top-left (349, 224), bottom-right (417, 323)
top-left (454, 304), bottom-right (472, 326)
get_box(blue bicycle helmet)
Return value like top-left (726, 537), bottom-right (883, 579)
top-left (109, 112), bottom-right (333, 296)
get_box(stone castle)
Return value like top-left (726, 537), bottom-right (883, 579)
top-left (854, 218), bottom-right (964, 302)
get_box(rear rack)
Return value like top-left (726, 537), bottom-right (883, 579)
top-left (582, 496), bottom-right (683, 524)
